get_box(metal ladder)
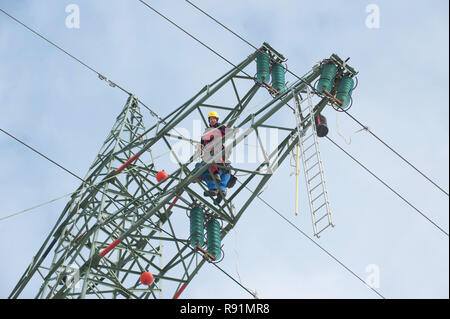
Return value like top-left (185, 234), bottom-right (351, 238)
top-left (293, 88), bottom-right (334, 237)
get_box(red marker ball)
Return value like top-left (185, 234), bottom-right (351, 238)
top-left (156, 170), bottom-right (168, 182)
top-left (140, 272), bottom-right (154, 285)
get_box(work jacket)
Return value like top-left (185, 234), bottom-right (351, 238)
top-left (201, 123), bottom-right (230, 162)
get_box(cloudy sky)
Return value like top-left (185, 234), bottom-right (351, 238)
top-left (0, 0), bottom-right (448, 299)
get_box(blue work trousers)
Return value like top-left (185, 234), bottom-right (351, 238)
top-left (203, 169), bottom-right (230, 192)
top-left (195, 163), bottom-right (230, 191)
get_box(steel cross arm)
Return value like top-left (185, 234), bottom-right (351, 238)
top-left (116, 78), bottom-right (217, 156)
top-left (97, 69), bottom-right (325, 221)
top-left (113, 51), bottom-right (259, 160)
top-left (168, 79), bottom-right (322, 189)
top-left (182, 186), bottom-right (235, 224)
top-left (199, 104), bottom-right (236, 111)
top-left (226, 166), bottom-right (272, 176)
top-left (225, 83), bottom-right (260, 126)
top-left (107, 57), bottom-right (315, 207)
top-left (218, 94), bottom-right (330, 229)
top-left (164, 133), bottom-right (201, 145)
top-left (165, 85), bottom-right (263, 175)
top-left (223, 131), bottom-right (301, 232)
top-left (219, 138), bottom-right (306, 267)
top-left (100, 59), bottom-right (256, 182)
top-left (129, 86), bottom-right (208, 146)
top-left (218, 128), bottom-right (297, 206)
top-left (258, 124), bottom-right (294, 132)
top-left (235, 68), bottom-right (322, 129)
top-left (230, 78), bottom-right (243, 109)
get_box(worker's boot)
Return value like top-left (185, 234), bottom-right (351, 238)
top-left (214, 190), bottom-right (226, 205)
top-left (204, 189), bottom-right (218, 197)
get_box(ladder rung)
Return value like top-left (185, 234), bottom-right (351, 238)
top-left (316, 222), bottom-right (332, 236)
top-left (311, 192), bottom-right (325, 204)
top-left (304, 152), bottom-right (317, 163)
top-left (310, 182), bottom-right (322, 193)
top-left (313, 202), bottom-right (326, 213)
top-left (302, 133), bottom-right (314, 143)
top-left (303, 143), bottom-right (316, 154)
top-left (300, 109), bottom-right (312, 118)
top-left (314, 212), bottom-right (329, 224)
top-left (299, 118), bottom-right (312, 129)
top-left (306, 161), bottom-right (320, 174)
top-left (307, 171), bottom-right (321, 183)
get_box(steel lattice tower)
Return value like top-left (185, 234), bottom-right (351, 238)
top-left (10, 44), bottom-right (356, 299)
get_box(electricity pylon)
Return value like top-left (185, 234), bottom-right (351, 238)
top-left (10, 44), bottom-right (356, 299)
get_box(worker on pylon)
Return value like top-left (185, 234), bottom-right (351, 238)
top-left (196, 111), bottom-right (232, 204)
top-left (194, 162), bottom-right (230, 204)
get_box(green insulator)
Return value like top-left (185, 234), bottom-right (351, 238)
top-left (336, 76), bottom-right (354, 108)
top-left (189, 207), bottom-right (204, 248)
top-left (256, 52), bottom-right (270, 84)
top-left (206, 219), bottom-right (221, 259)
top-left (317, 62), bottom-right (338, 93)
top-left (271, 63), bottom-right (285, 94)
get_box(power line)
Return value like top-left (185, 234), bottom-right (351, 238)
top-left (0, 126), bottom-right (255, 299)
top-left (0, 8), bottom-right (129, 95)
top-left (343, 111), bottom-right (449, 197)
top-left (183, 0), bottom-right (449, 198)
top-left (182, 0), bottom-right (323, 96)
top-left (0, 191), bottom-right (73, 222)
top-left (0, 6), bottom-right (191, 149)
top-left (0, 8), bottom-right (165, 123)
top-left (142, 0), bottom-right (323, 99)
top-left (184, 0), bottom-right (258, 51)
top-left (0, 154), bottom-right (165, 222)
top-left (137, 0), bottom-right (253, 79)
top-left (0, 127), bottom-right (85, 182)
top-left (326, 136), bottom-right (449, 237)
top-left (237, 180), bottom-right (386, 299)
